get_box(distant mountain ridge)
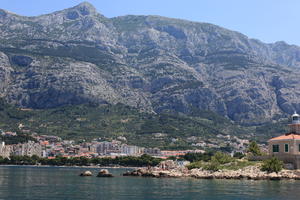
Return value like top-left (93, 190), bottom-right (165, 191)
top-left (1, 2), bottom-right (300, 125)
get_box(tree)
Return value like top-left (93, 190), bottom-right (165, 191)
top-left (183, 152), bottom-right (213, 162)
top-left (261, 157), bottom-right (283, 173)
top-left (247, 141), bottom-right (262, 156)
top-left (0, 156), bottom-right (4, 164)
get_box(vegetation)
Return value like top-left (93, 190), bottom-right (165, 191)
top-left (261, 157), bottom-right (283, 173)
top-left (0, 99), bottom-right (248, 149)
top-left (219, 160), bottom-right (257, 170)
top-left (247, 141), bottom-right (263, 156)
top-left (182, 152), bottom-right (214, 162)
top-left (186, 151), bottom-right (256, 171)
top-left (0, 98), bottom-right (289, 149)
top-left (233, 152), bottom-right (245, 159)
top-left (254, 120), bottom-right (288, 141)
top-left (0, 154), bottom-right (162, 167)
top-left (203, 160), bottom-right (220, 171)
top-left (211, 152), bottom-right (234, 164)
top-left (0, 132), bottom-right (37, 145)
top-left (186, 161), bottom-right (204, 170)
top-left (201, 152), bottom-right (234, 171)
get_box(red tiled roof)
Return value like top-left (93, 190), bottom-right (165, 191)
top-left (40, 141), bottom-right (49, 145)
top-left (269, 133), bottom-right (300, 141)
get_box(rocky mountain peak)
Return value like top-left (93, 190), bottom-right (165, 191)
top-left (0, 8), bottom-right (13, 20)
top-left (0, 9), bottom-right (7, 16)
top-left (70, 1), bottom-right (98, 17)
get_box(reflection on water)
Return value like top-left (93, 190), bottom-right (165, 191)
top-left (0, 166), bottom-right (299, 200)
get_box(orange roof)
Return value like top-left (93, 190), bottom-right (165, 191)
top-left (40, 141), bottom-right (49, 145)
top-left (269, 134), bottom-right (300, 141)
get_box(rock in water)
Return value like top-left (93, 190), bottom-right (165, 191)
top-left (80, 170), bottom-right (93, 176)
top-left (97, 169), bottom-right (113, 177)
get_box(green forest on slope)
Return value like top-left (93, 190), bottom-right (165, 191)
top-left (0, 99), bottom-right (288, 149)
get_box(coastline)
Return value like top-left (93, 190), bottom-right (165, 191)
top-left (123, 165), bottom-right (300, 180)
top-left (2, 164), bottom-right (300, 180)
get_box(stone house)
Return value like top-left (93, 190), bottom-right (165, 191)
top-left (268, 112), bottom-right (300, 169)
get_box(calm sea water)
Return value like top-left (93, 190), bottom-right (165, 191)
top-left (0, 166), bottom-right (299, 200)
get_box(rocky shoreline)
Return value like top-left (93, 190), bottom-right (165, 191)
top-left (123, 162), bottom-right (300, 180)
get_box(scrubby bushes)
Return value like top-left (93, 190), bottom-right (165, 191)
top-left (187, 152), bottom-right (234, 171)
top-left (261, 157), bottom-right (283, 173)
top-left (247, 141), bottom-right (262, 156)
top-left (203, 152), bottom-right (234, 171)
top-left (211, 152), bottom-right (234, 164)
top-left (0, 154), bottom-right (162, 167)
top-left (182, 152), bottom-right (214, 162)
top-left (203, 160), bottom-right (220, 171)
top-left (187, 161), bottom-right (203, 170)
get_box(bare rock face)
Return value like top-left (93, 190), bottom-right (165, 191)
top-left (1, 3), bottom-right (300, 124)
top-left (0, 52), bottom-right (13, 96)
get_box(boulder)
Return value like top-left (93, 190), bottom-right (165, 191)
top-left (123, 170), bottom-right (138, 176)
top-left (158, 160), bottom-right (178, 170)
top-left (123, 168), bottom-right (144, 176)
top-left (268, 172), bottom-right (281, 180)
top-left (80, 170), bottom-right (93, 176)
top-left (97, 169), bottom-right (113, 177)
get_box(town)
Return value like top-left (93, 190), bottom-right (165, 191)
top-left (0, 130), bottom-right (202, 159)
top-left (0, 124), bottom-right (255, 159)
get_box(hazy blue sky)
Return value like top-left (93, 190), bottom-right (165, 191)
top-left (1, 0), bottom-right (299, 45)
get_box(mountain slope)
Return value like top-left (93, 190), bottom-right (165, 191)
top-left (0, 99), bottom-right (251, 149)
top-left (1, 2), bottom-right (300, 126)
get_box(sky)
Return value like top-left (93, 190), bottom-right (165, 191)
top-left (1, 0), bottom-right (300, 45)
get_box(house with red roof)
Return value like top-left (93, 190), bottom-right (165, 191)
top-left (268, 112), bottom-right (300, 168)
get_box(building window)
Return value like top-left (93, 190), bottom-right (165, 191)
top-left (293, 116), bottom-right (299, 121)
top-left (273, 144), bottom-right (279, 153)
top-left (285, 144), bottom-right (289, 152)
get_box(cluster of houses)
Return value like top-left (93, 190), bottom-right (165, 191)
top-left (1, 112), bottom-right (300, 169)
top-left (0, 130), bottom-right (202, 159)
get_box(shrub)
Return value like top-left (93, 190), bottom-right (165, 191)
top-left (211, 152), bottom-right (233, 164)
top-left (187, 160), bottom-right (220, 171)
top-left (187, 161), bottom-right (204, 170)
top-left (261, 157), bottom-right (283, 173)
top-left (203, 160), bottom-right (220, 171)
top-left (221, 160), bottom-right (256, 170)
top-left (247, 141), bottom-right (262, 156)
top-left (187, 152), bottom-right (235, 171)
top-left (183, 152), bottom-right (213, 162)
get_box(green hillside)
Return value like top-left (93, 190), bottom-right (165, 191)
top-left (0, 99), bottom-right (258, 149)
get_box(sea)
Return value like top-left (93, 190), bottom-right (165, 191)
top-left (0, 166), bottom-right (299, 200)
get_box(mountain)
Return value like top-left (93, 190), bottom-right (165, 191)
top-left (1, 1), bottom-right (300, 127)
